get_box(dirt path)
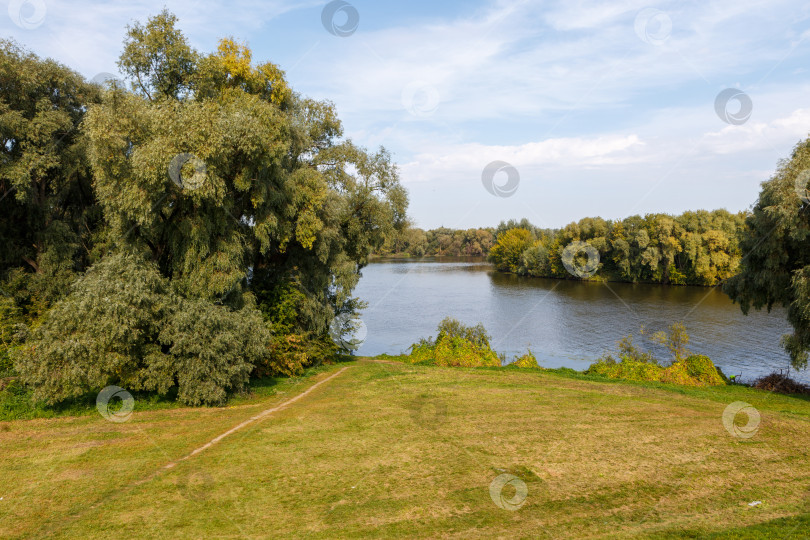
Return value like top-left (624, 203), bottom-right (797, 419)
top-left (163, 366), bottom-right (351, 470)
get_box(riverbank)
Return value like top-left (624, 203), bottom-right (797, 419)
top-left (1, 358), bottom-right (808, 538)
top-left (354, 259), bottom-right (800, 383)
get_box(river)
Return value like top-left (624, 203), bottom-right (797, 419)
top-left (354, 257), bottom-right (810, 384)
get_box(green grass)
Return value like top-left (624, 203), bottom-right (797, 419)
top-left (1, 358), bottom-right (809, 538)
top-left (0, 362), bottom-right (342, 421)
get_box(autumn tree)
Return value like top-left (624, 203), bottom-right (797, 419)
top-left (489, 228), bottom-right (533, 273)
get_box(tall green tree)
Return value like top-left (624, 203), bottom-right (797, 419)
top-left (14, 11), bottom-right (408, 405)
top-left (725, 138), bottom-right (810, 370)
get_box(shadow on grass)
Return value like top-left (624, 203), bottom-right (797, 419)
top-left (0, 354), bottom-right (358, 422)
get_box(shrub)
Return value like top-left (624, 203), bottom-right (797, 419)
top-left (408, 317), bottom-right (500, 368)
top-left (616, 335), bottom-right (655, 363)
top-left (586, 353), bottom-right (725, 387)
top-left (258, 333), bottom-right (336, 378)
top-left (586, 356), bottom-right (664, 382)
top-left (13, 251), bottom-right (278, 406)
top-left (511, 349), bottom-right (541, 368)
top-left (435, 317), bottom-right (492, 350)
top-left (661, 355), bottom-right (725, 386)
top-left (157, 296), bottom-right (271, 406)
top-left (432, 336), bottom-right (500, 367)
top-left (586, 325), bottom-right (725, 387)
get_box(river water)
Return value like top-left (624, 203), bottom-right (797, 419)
top-left (354, 258), bottom-right (810, 384)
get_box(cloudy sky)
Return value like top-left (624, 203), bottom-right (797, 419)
top-left (4, 0), bottom-right (810, 229)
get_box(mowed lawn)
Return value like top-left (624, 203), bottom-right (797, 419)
top-left (1, 359), bottom-right (810, 539)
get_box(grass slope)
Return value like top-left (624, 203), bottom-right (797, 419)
top-left (1, 359), bottom-right (809, 538)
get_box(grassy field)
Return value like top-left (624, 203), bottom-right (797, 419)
top-left (1, 358), bottom-right (809, 538)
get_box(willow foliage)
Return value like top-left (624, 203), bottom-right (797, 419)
top-left (4, 10), bottom-right (407, 405)
top-left (724, 138), bottom-right (810, 369)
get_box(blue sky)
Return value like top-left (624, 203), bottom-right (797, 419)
top-left (4, 0), bottom-right (810, 229)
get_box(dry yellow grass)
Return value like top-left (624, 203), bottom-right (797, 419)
top-left (1, 359), bottom-right (809, 538)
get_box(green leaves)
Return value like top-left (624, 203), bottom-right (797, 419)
top-left (725, 137), bottom-right (810, 369)
top-left (13, 251), bottom-right (273, 406)
top-left (3, 10), bottom-right (409, 406)
top-left (118, 9), bottom-right (197, 101)
top-left (485, 210), bottom-right (746, 284)
top-left (489, 228), bottom-right (533, 273)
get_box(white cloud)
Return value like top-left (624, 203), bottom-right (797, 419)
top-left (702, 109), bottom-right (810, 155)
top-left (400, 134), bottom-right (644, 184)
top-left (5, 0), bottom-right (810, 228)
top-left (0, 0), bottom-right (314, 78)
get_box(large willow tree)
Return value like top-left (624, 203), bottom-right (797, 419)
top-left (724, 138), bottom-right (810, 371)
top-left (12, 10), bottom-right (407, 404)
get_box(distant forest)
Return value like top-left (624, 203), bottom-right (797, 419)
top-left (379, 209), bottom-right (748, 286)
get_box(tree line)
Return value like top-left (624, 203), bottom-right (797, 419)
top-left (488, 209), bottom-right (748, 286)
top-left (377, 226), bottom-right (495, 257)
top-left (378, 210), bottom-right (748, 287)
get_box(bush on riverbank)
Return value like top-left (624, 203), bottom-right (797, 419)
top-left (585, 355), bottom-right (725, 386)
top-left (661, 355), bottom-right (726, 386)
top-left (408, 318), bottom-right (500, 367)
top-left (511, 350), bottom-right (542, 368)
top-left (586, 325), bottom-right (726, 387)
top-left (585, 325), bottom-right (725, 386)
top-left (586, 357), bottom-right (664, 382)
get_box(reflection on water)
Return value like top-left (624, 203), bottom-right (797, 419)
top-left (354, 258), bottom-right (808, 383)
